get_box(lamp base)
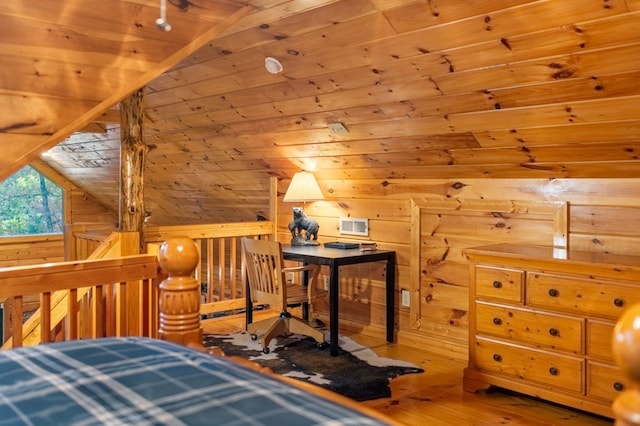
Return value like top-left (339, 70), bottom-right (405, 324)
top-left (291, 234), bottom-right (320, 246)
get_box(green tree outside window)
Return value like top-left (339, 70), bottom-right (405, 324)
top-left (0, 166), bottom-right (63, 236)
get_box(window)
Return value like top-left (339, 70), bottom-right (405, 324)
top-left (0, 166), bottom-right (63, 236)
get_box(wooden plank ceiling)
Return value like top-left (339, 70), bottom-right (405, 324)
top-left (7, 0), bottom-right (640, 225)
top-left (0, 0), bottom-right (251, 178)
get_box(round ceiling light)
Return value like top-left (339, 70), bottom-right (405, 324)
top-left (265, 57), bottom-right (283, 74)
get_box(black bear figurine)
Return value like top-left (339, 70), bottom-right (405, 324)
top-left (288, 207), bottom-right (319, 245)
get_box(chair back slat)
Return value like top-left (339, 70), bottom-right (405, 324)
top-left (241, 238), bottom-right (286, 309)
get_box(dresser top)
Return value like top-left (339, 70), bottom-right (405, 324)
top-left (464, 243), bottom-right (640, 274)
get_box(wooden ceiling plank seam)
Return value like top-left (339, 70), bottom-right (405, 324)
top-left (380, 0), bottom-right (541, 34)
top-left (432, 42), bottom-right (640, 95)
top-left (216, 0), bottom-right (347, 36)
top-left (449, 141), bottom-right (640, 165)
top-left (447, 95), bottom-right (640, 132)
top-left (472, 120), bottom-right (640, 148)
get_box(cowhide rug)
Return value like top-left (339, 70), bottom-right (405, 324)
top-left (203, 331), bottom-right (424, 401)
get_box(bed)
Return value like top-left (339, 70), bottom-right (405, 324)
top-left (0, 336), bottom-right (394, 425)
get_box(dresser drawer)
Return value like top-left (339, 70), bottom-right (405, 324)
top-left (476, 302), bottom-right (583, 354)
top-left (474, 337), bottom-right (584, 394)
top-left (587, 361), bottom-right (628, 403)
top-left (475, 266), bottom-right (523, 303)
top-left (527, 272), bottom-right (640, 319)
top-left (587, 320), bottom-right (615, 361)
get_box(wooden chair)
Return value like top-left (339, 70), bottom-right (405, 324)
top-left (241, 238), bottom-right (327, 353)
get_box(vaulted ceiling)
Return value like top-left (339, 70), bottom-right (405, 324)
top-left (4, 1), bottom-right (640, 225)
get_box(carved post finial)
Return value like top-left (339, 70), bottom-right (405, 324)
top-left (612, 303), bottom-right (640, 425)
top-left (157, 236), bottom-right (203, 350)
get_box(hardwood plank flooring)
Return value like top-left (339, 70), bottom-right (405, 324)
top-left (201, 311), bottom-right (614, 426)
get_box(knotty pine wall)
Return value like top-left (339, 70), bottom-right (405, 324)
top-left (277, 178), bottom-right (640, 359)
top-left (68, 187), bottom-right (117, 227)
top-left (0, 234), bottom-right (65, 268)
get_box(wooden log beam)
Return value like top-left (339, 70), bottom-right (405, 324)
top-left (119, 88), bottom-right (147, 244)
top-left (120, 89), bottom-right (147, 337)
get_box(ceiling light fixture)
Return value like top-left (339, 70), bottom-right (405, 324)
top-left (156, 0), bottom-right (172, 31)
top-left (265, 57), bottom-right (283, 74)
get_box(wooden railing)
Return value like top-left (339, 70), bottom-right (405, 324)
top-left (144, 221), bottom-right (275, 317)
top-left (2, 221), bottom-right (275, 347)
top-left (0, 237), bottom-right (213, 352)
top-left (65, 223), bottom-right (118, 261)
top-left (70, 221), bottom-right (276, 316)
top-left (0, 254), bottom-right (160, 349)
top-left (2, 231), bottom-right (144, 346)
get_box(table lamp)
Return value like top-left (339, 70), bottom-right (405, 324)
top-left (283, 171), bottom-right (324, 246)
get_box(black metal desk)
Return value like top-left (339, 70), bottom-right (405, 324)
top-left (281, 244), bottom-right (396, 356)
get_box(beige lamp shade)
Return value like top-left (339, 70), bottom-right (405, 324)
top-left (283, 171), bottom-right (324, 202)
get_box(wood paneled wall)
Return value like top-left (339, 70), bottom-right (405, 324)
top-left (277, 177), bottom-right (640, 359)
top-left (0, 235), bottom-right (65, 268)
top-left (68, 187), bottom-right (117, 226)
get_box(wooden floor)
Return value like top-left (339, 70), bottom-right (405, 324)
top-left (201, 311), bottom-right (614, 426)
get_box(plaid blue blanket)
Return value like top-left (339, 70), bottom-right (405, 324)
top-left (0, 337), bottom-right (390, 425)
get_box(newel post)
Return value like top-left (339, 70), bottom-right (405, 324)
top-left (612, 303), bottom-right (640, 425)
top-left (157, 237), bottom-right (204, 350)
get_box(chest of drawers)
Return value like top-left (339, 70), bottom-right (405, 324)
top-left (463, 244), bottom-right (640, 418)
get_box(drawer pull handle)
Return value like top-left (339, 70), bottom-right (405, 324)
top-left (549, 367), bottom-right (559, 376)
top-left (614, 298), bottom-right (625, 308)
top-left (548, 328), bottom-right (558, 336)
top-left (614, 382), bottom-right (625, 392)
top-left (492, 281), bottom-right (502, 289)
top-left (548, 288), bottom-right (559, 297)
top-left (492, 354), bottom-right (502, 362)
top-left (492, 317), bottom-right (502, 325)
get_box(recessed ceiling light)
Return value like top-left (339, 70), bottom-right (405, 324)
top-left (265, 57), bottom-right (283, 74)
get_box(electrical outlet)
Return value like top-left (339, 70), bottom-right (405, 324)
top-left (401, 289), bottom-right (410, 307)
top-left (323, 276), bottom-right (329, 290)
top-left (287, 272), bottom-right (295, 283)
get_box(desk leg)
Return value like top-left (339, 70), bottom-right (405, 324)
top-left (302, 267), bottom-right (309, 321)
top-left (245, 280), bottom-right (252, 330)
top-left (329, 265), bottom-right (340, 356)
top-left (386, 252), bottom-right (396, 343)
